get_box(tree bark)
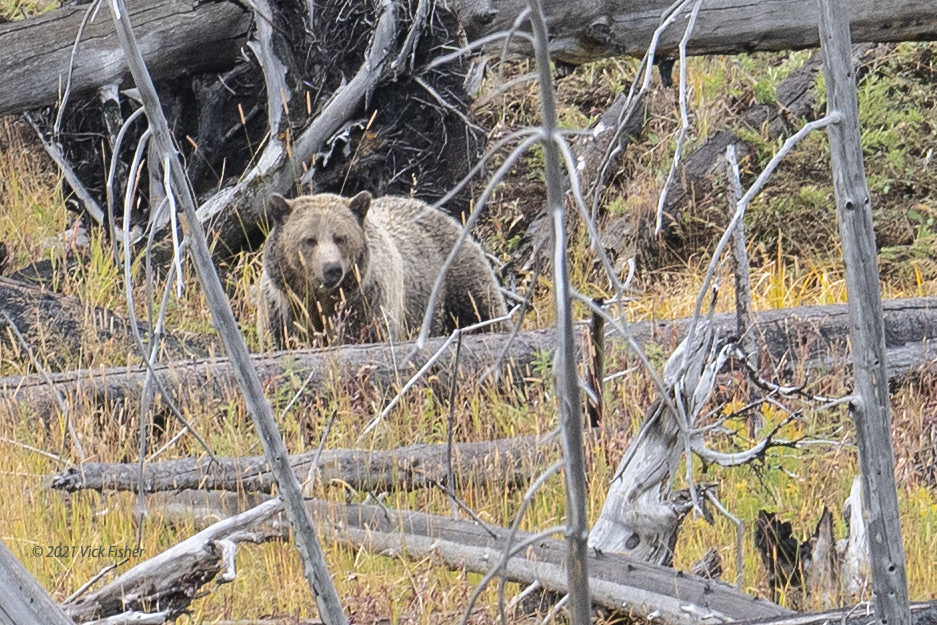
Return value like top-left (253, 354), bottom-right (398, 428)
top-left (49, 433), bottom-right (555, 494)
top-left (452, 0), bottom-right (937, 63)
top-left (0, 0), bottom-right (250, 118)
top-left (819, 1), bottom-right (910, 623)
top-left (3, 297), bottom-right (937, 420)
top-left (4, 0), bottom-right (937, 120)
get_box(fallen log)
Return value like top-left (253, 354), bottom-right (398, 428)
top-left (3, 298), bottom-right (937, 421)
top-left (49, 433), bottom-right (556, 495)
top-left (49, 486), bottom-right (937, 625)
top-left (310, 500), bottom-right (792, 625)
top-left (737, 601), bottom-right (937, 625)
top-left (0, 275), bottom-right (215, 371)
top-left (4, 0), bottom-right (937, 119)
top-left (0, 538), bottom-right (75, 625)
top-left (113, 493), bottom-right (793, 624)
top-left (0, 0), bottom-right (250, 118)
top-left (452, 0), bottom-right (937, 64)
top-left (63, 498), bottom-right (282, 623)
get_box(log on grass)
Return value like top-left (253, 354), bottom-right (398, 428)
top-left (49, 433), bottom-right (556, 494)
top-left (312, 500), bottom-right (793, 625)
top-left (0, 0), bottom-right (250, 118)
top-left (127, 493), bottom-right (792, 625)
top-left (63, 499), bottom-right (282, 623)
top-left (4, 297), bottom-right (937, 420)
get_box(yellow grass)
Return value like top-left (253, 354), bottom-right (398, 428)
top-left (2, 45), bottom-right (937, 622)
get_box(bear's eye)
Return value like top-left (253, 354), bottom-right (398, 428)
top-left (333, 234), bottom-right (346, 245)
top-left (304, 236), bottom-right (317, 246)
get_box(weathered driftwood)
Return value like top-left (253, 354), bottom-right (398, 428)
top-left (0, 538), bottom-right (75, 625)
top-left (49, 433), bottom-right (555, 494)
top-left (0, 276), bottom-right (213, 371)
top-left (63, 498), bottom-right (282, 623)
top-left (129, 493), bottom-right (792, 625)
top-left (0, 0), bottom-right (250, 118)
top-left (451, 0), bottom-right (937, 63)
top-left (311, 501), bottom-right (792, 625)
top-left (735, 601), bottom-right (937, 625)
top-left (72, 490), bottom-right (937, 625)
top-left (589, 320), bottom-right (728, 566)
top-left (3, 297), bottom-right (937, 420)
top-left (839, 476), bottom-right (871, 598)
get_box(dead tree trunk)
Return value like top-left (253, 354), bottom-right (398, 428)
top-left (3, 297), bottom-right (937, 420)
top-left (3, 0), bottom-right (937, 120)
top-left (49, 434), bottom-right (556, 494)
top-left (0, 0), bottom-right (250, 118)
top-left (819, 1), bottom-right (911, 622)
top-left (452, 0), bottom-right (937, 63)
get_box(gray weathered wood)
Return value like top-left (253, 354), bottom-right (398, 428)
top-left (106, 0), bottom-right (348, 622)
top-left (3, 298), bottom-right (937, 421)
top-left (4, 0), bottom-right (937, 120)
top-left (308, 501), bottom-right (792, 625)
top-left (48, 434), bottom-right (554, 494)
top-left (0, 0), bottom-right (249, 118)
top-left (818, 2), bottom-right (911, 624)
top-left (527, 0), bottom-right (591, 619)
top-left (452, 0), bottom-right (937, 63)
top-left (0, 539), bottom-right (75, 625)
top-left (64, 499), bottom-right (282, 622)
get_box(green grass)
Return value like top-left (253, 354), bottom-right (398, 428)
top-left (2, 42), bottom-right (937, 622)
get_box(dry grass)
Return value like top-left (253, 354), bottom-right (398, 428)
top-left (1, 41), bottom-right (937, 623)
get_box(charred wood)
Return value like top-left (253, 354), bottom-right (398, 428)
top-left (0, 275), bottom-right (214, 371)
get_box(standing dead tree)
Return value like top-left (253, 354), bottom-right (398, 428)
top-left (105, 0), bottom-right (349, 621)
top-left (818, 0), bottom-right (910, 622)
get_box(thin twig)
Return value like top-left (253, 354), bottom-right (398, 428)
top-left (655, 0), bottom-right (704, 233)
top-left (107, 0), bottom-right (349, 619)
top-left (446, 333), bottom-right (463, 518)
top-left (54, 0), bottom-right (103, 138)
top-left (0, 309), bottom-right (85, 465)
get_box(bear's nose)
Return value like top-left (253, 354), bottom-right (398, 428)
top-left (322, 263), bottom-right (344, 288)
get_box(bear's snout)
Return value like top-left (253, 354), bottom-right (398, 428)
top-left (321, 263), bottom-right (344, 288)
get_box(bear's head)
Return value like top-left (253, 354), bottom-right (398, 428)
top-left (265, 191), bottom-right (372, 295)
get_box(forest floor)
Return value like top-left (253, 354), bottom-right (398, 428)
top-left (0, 3), bottom-right (936, 621)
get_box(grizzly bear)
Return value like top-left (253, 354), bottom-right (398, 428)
top-left (257, 191), bottom-right (507, 348)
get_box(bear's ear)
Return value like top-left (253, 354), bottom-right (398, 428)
top-left (348, 191), bottom-right (372, 223)
top-left (266, 194), bottom-right (294, 226)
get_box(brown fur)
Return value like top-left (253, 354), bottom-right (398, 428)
top-left (257, 192), bottom-right (507, 348)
